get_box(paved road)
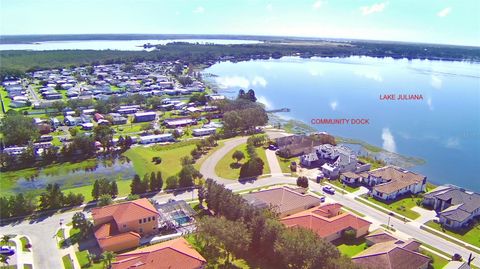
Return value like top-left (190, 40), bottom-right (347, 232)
top-left (198, 134), bottom-right (480, 267)
top-left (1, 210), bottom-right (79, 269)
top-left (199, 136), bottom-right (248, 184)
top-left (2, 132), bottom-right (479, 268)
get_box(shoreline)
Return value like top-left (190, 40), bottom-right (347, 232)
top-left (266, 113), bottom-right (426, 169)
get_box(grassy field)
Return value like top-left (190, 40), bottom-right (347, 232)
top-left (193, 140), bottom-right (225, 171)
top-left (275, 155), bottom-right (299, 174)
top-left (76, 250), bottom-right (104, 269)
top-left (214, 143), bottom-right (271, 180)
top-left (61, 178), bottom-right (132, 202)
top-left (123, 141), bottom-right (197, 179)
top-left (425, 220), bottom-right (480, 248)
top-left (333, 238), bottom-right (367, 257)
top-left (361, 194), bottom-right (421, 220)
top-left (62, 254), bottom-right (74, 269)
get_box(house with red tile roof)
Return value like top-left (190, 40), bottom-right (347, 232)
top-left (111, 237), bottom-right (206, 269)
top-left (352, 238), bottom-right (430, 269)
top-left (92, 198), bottom-right (160, 252)
top-left (280, 203), bottom-right (371, 242)
top-left (242, 186), bottom-right (322, 217)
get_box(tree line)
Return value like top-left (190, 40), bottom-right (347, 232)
top-left (195, 179), bottom-right (359, 269)
top-left (2, 41), bottom-right (479, 80)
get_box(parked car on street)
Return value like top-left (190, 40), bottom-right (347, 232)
top-left (0, 246), bottom-right (15, 256)
top-left (323, 186), bottom-right (336, 194)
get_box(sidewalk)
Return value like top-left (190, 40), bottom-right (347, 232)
top-left (12, 235), bottom-right (35, 269)
top-left (59, 226), bottom-right (81, 269)
top-left (331, 182), bottom-right (480, 255)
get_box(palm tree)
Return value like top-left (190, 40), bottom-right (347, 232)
top-left (87, 252), bottom-right (96, 267)
top-left (101, 251), bottom-right (116, 268)
top-left (0, 235), bottom-right (11, 246)
top-left (0, 254), bottom-right (10, 268)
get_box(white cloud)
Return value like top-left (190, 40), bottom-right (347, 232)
top-left (437, 7), bottom-right (451, 17)
top-left (445, 137), bottom-right (460, 149)
top-left (308, 68), bottom-right (324, 76)
top-left (215, 75), bottom-right (268, 89)
top-left (313, 0), bottom-right (324, 10)
top-left (252, 76), bottom-right (268, 87)
top-left (257, 95), bottom-right (273, 109)
top-left (360, 2), bottom-right (387, 16)
top-left (431, 75), bottom-right (442, 89)
top-left (354, 69), bottom-right (383, 82)
top-left (266, 3), bottom-right (273, 12)
top-left (193, 6), bottom-right (205, 13)
top-left (330, 101), bottom-right (338, 111)
top-left (381, 128), bottom-right (397, 152)
top-left (427, 97), bottom-right (434, 111)
top-left (215, 76), bottom-right (250, 89)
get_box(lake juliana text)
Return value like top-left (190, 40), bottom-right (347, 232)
top-left (379, 94), bottom-right (424, 100)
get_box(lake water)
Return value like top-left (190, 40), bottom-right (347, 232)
top-left (205, 56), bottom-right (480, 191)
top-left (11, 157), bottom-right (136, 194)
top-left (0, 39), bottom-right (261, 51)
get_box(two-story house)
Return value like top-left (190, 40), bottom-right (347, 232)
top-left (365, 166), bottom-right (427, 201)
top-left (92, 198), bottom-right (160, 252)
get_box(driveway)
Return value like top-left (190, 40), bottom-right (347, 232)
top-left (264, 148), bottom-right (283, 175)
top-left (411, 206), bottom-right (437, 225)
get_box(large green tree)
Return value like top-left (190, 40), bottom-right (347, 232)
top-left (93, 125), bottom-right (114, 151)
top-left (0, 111), bottom-right (39, 146)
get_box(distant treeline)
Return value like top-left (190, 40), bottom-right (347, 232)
top-left (0, 34), bottom-right (287, 44)
top-left (1, 41), bottom-right (479, 79)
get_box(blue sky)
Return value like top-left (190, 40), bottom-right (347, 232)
top-left (1, 0), bottom-right (479, 46)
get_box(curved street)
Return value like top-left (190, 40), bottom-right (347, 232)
top-left (1, 132), bottom-right (479, 268)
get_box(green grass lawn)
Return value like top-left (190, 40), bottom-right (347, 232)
top-left (19, 236), bottom-right (30, 252)
top-left (215, 143), bottom-right (270, 180)
top-left (420, 249), bottom-right (449, 269)
top-left (62, 254), bottom-right (74, 269)
top-left (329, 179), bottom-right (360, 193)
top-left (123, 141), bottom-right (197, 179)
top-left (57, 228), bottom-right (65, 248)
top-left (425, 220), bottom-right (480, 248)
top-left (76, 250), bottom-right (104, 269)
top-left (193, 140), bottom-right (225, 171)
top-left (23, 264), bottom-right (33, 269)
top-left (62, 178), bottom-right (131, 202)
top-left (333, 237), bottom-right (368, 257)
top-left (275, 155), bottom-right (299, 174)
top-left (361, 194), bottom-right (421, 220)
top-left (357, 156), bottom-right (385, 170)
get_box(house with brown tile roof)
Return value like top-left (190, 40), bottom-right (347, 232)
top-left (365, 229), bottom-right (398, 246)
top-left (365, 166), bottom-right (427, 201)
top-left (242, 186), bottom-right (322, 217)
top-left (280, 203), bottom-right (371, 242)
top-left (111, 237), bottom-right (206, 269)
top-left (92, 198), bottom-right (160, 252)
top-left (352, 238), bottom-right (430, 269)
